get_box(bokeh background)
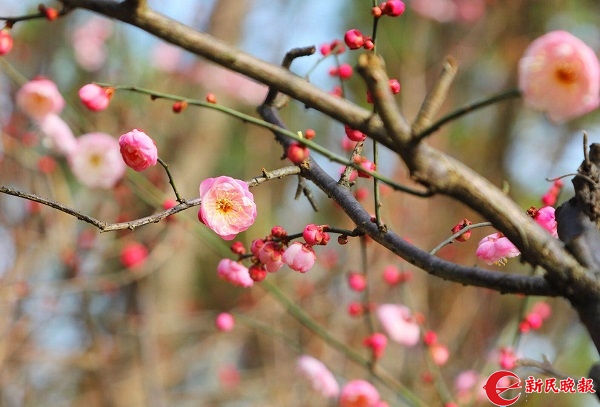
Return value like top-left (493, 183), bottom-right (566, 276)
top-left (1, 0), bottom-right (600, 406)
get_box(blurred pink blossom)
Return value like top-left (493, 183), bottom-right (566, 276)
top-left (215, 312), bottom-right (235, 331)
top-left (411, 0), bottom-right (485, 23)
top-left (118, 129), bottom-right (158, 171)
top-left (296, 355), bottom-right (340, 398)
top-left (429, 343), bottom-right (450, 366)
top-left (16, 77), bottom-right (65, 120)
top-left (71, 17), bottom-right (113, 71)
top-left (199, 176), bottom-right (257, 240)
top-left (68, 132), bottom-right (125, 188)
top-left (37, 114), bottom-right (77, 156)
top-left (376, 304), bottom-right (420, 346)
top-left (339, 379), bottom-right (381, 407)
top-left (120, 242), bottom-right (148, 269)
top-left (475, 232), bottom-right (520, 265)
top-left (519, 30), bottom-right (600, 122)
top-left (152, 42), bottom-right (184, 72)
top-left (282, 242), bottom-right (316, 273)
top-left (217, 258), bottom-right (253, 288)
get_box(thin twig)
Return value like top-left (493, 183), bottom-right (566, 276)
top-left (157, 157), bottom-right (183, 203)
top-left (411, 56), bottom-right (458, 136)
top-left (416, 89), bottom-right (521, 140)
top-left (429, 222), bottom-right (493, 255)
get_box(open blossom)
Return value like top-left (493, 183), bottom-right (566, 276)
top-left (199, 176), bottom-right (257, 240)
top-left (37, 114), bottom-right (77, 156)
top-left (475, 232), bottom-right (520, 265)
top-left (376, 304), bottom-right (420, 346)
top-left (339, 380), bottom-right (381, 407)
top-left (16, 77), bottom-right (65, 120)
top-left (118, 129), bottom-right (158, 171)
top-left (68, 132), bottom-right (125, 188)
top-left (79, 84), bottom-right (112, 111)
top-left (282, 242), bottom-right (316, 273)
top-left (296, 355), bottom-right (340, 398)
top-left (217, 259), bottom-right (253, 287)
top-left (518, 30), bottom-right (600, 122)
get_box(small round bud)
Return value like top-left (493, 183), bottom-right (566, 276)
top-left (206, 93), bottom-right (217, 103)
top-left (287, 142), bottom-right (309, 164)
top-left (172, 100), bottom-right (188, 113)
top-left (304, 129), bottom-right (316, 139)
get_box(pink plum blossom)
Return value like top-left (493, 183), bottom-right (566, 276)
top-left (531, 206), bottom-right (558, 237)
top-left (518, 30), bottom-right (600, 122)
top-left (79, 84), bottom-right (112, 111)
top-left (339, 379), bottom-right (381, 407)
top-left (215, 312), bottom-right (235, 332)
top-left (475, 232), bottom-right (520, 265)
top-left (199, 176), bottom-right (257, 240)
top-left (376, 304), bottom-right (420, 346)
top-left (303, 224), bottom-right (330, 246)
top-left (282, 242), bottom-right (316, 273)
top-left (217, 259), bottom-right (253, 288)
top-left (257, 241), bottom-right (285, 273)
top-left (68, 132), bottom-right (125, 189)
top-left (296, 355), bottom-right (340, 398)
top-left (37, 114), bottom-right (77, 156)
top-left (16, 77), bottom-right (65, 120)
top-left (118, 129), bottom-right (158, 171)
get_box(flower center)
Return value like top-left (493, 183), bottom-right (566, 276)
top-left (555, 63), bottom-right (578, 84)
top-left (216, 197), bottom-right (234, 213)
top-left (89, 153), bottom-right (102, 167)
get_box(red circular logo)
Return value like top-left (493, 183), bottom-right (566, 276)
top-left (483, 370), bottom-right (522, 406)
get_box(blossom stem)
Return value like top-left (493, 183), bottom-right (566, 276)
top-left (429, 222), bottom-right (492, 255)
top-left (157, 157), bottom-right (183, 203)
top-left (97, 83), bottom-right (430, 196)
top-left (416, 88), bottom-right (521, 140)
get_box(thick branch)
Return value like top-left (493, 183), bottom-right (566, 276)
top-left (258, 104), bottom-right (556, 297)
top-left (357, 52), bottom-right (599, 297)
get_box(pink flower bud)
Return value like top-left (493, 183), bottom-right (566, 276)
top-left (356, 157), bottom-right (376, 178)
top-left (363, 38), bottom-right (375, 50)
top-left (498, 347), bottom-right (517, 370)
top-left (258, 241), bottom-right (285, 273)
top-left (249, 263), bottom-right (267, 282)
top-left (215, 312), bottom-right (235, 331)
top-left (270, 225), bottom-right (287, 239)
top-left (382, 265), bottom-right (402, 286)
top-left (423, 330), bottom-right (438, 346)
top-left (0, 29), bottom-right (13, 56)
top-left (372, 6), bottom-right (383, 18)
top-left (79, 84), bottom-right (112, 111)
top-left (348, 301), bottom-right (364, 317)
top-left (287, 142), bottom-right (309, 164)
top-left (303, 224), bottom-right (329, 246)
top-left (120, 242), bottom-right (148, 269)
top-left (363, 333), bottom-right (388, 360)
top-left (382, 0), bottom-right (406, 16)
top-left (304, 129), bottom-right (316, 139)
top-left (282, 242), bottom-right (316, 273)
top-left (429, 343), bottom-right (449, 366)
top-left (119, 129), bottom-right (158, 171)
top-left (525, 312), bottom-right (543, 330)
top-left (320, 43), bottom-right (332, 56)
top-left (230, 241), bottom-right (246, 255)
top-left (451, 218), bottom-right (472, 242)
top-left (250, 238), bottom-right (265, 257)
top-left (529, 206), bottom-right (558, 237)
top-left (531, 301), bottom-right (552, 320)
top-left (348, 272), bottom-right (367, 292)
top-left (217, 259), bottom-right (253, 287)
top-left (330, 40), bottom-right (345, 54)
top-left (338, 64), bottom-right (353, 80)
top-left (389, 78), bottom-right (401, 94)
top-left (344, 125), bottom-right (366, 142)
top-left (344, 29), bottom-right (364, 50)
